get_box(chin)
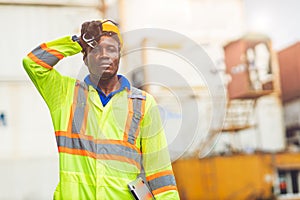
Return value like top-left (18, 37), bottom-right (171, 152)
top-left (99, 73), bottom-right (114, 80)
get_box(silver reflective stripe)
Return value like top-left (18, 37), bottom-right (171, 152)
top-left (56, 136), bottom-right (95, 153)
top-left (72, 82), bottom-right (88, 134)
top-left (31, 45), bottom-right (60, 67)
top-left (148, 174), bottom-right (176, 191)
top-left (56, 136), bottom-right (141, 164)
top-left (127, 87), bottom-right (146, 144)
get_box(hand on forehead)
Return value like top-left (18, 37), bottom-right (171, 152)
top-left (81, 21), bottom-right (103, 39)
top-left (79, 20), bottom-right (122, 57)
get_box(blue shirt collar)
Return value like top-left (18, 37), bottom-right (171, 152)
top-left (84, 74), bottom-right (131, 97)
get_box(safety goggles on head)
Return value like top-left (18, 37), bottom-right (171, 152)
top-left (82, 19), bottom-right (119, 49)
top-left (82, 33), bottom-right (99, 49)
top-left (102, 19), bottom-right (119, 27)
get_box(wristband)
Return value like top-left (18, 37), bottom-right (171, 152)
top-left (72, 35), bottom-right (79, 42)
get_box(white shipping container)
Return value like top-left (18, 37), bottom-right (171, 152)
top-left (0, 4), bottom-right (102, 80)
top-left (0, 82), bottom-right (56, 159)
top-left (0, 3), bottom-right (103, 199)
top-left (0, 82), bottom-right (59, 198)
top-left (284, 99), bottom-right (300, 128)
top-left (214, 94), bottom-right (286, 154)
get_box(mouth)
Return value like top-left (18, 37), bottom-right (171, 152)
top-left (99, 63), bottom-right (111, 68)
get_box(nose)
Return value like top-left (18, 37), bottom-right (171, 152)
top-left (100, 48), bottom-right (109, 58)
top-left (91, 47), bottom-right (109, 59)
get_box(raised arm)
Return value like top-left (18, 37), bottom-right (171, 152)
top-left (22, 36), bottom-right (82, 112)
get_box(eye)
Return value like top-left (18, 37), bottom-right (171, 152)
top-left (89, 47), bottom-right (102, 54)
top-left (107, 46), bottom-right (117, 52)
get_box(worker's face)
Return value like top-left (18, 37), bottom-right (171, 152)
top-left (85, 36), bottom-right (120, 81)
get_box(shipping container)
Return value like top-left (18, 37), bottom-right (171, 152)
top-left (278, 42), bottom-right (300, 103)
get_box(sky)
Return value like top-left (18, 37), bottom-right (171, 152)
top-left (244, 0), bottom-right (300, 50)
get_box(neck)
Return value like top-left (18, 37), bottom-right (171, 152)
top-left (90, 75), bottom-right (120, 96)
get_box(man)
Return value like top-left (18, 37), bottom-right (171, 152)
top-left (23, 19), bottom-right (180, 199)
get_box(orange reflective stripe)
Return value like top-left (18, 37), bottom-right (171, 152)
top-left (147, 170), bottom-right (177, 195)
top-left (56, 131), bottom-right (94, 140)
top-left (146, 170), bottom-right (174, 182)
top-left (123, 98), bottom-right (133, 141)
top-left (40, 43), bottom-right (64, 60)
top-left (55, 131), bottom-right (141, 153)
top-left (80, 88), bottom-right (89, 134)
top-left (97, 139), bottom-right (141, 153)
top-left (28, 43), bottom-right (64, 69)
top-left (57, 84), bottom-right (145, 172)
top-left (67, 83), bottom-right (79, 133)
top-left (58, 146), bottom-right (96, 159)
top-left (152, 186), bottom-right (178, 196)
top-left (56, 138), bottom-right (142, 169)
top-left (141, 91), bottom-right (146, 118)
top-left (70, 81), bottom-right (88, 134)
top-left (67, 106), bottom-right (74, 133)
top-left (98, 154), bottom-right (141, 170)
top-left (132, 90), bottom-right (146, 145)
top-left (125, 88), bottom-right (146, 145)
top-left (27, 52), bottom-right (53, 69)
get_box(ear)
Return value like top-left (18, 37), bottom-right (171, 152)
top-left (83, 54), bottom-right (88, 66)
top-left (118, 46), bottom-right (122, 58)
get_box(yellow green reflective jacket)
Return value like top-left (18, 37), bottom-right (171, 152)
top-left (23, 36), bottom-right (180, 200)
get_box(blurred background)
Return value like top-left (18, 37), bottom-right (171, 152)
top-left (1, 0), bottom-right (300, 199)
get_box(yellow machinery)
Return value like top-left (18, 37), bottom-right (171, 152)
top-left (172, 152), bottom-right (300, 200)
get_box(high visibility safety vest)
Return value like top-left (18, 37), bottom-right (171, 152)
top-left (23, 36), bottom-right (180, 200)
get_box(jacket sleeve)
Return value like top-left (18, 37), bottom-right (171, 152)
top-left (140, 94), bottom-right (180, 200)
top-left (22, 36), bottom-right (82, 112)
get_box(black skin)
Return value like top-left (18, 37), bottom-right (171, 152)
top-left (84, 36), bottom-right (121, 96)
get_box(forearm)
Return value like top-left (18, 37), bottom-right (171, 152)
top-left (141, 95), bottom-right (180, 199)
top-left (22, 36), bottom-right (82, 110)
top-left (23, 36), bottom-right (82, 77)
top-left (142, 137), bottom-right (179, 199)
